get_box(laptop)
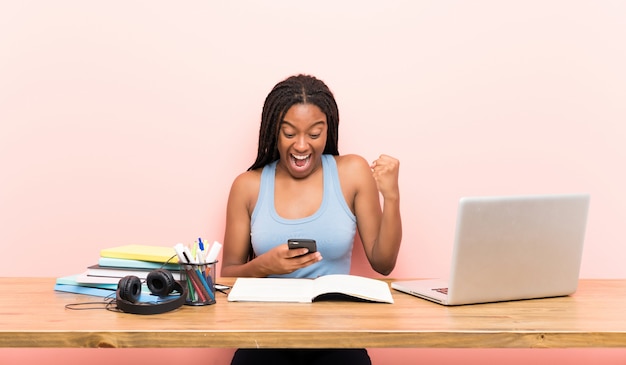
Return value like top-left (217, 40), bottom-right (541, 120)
top-left (392, 193), bottom-right (590, 305)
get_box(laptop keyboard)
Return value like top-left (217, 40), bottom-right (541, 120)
top-left (432, 288), bottom-right (448, 295)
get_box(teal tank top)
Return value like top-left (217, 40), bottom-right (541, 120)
top-left (250, 154), bottom-right (357, 278)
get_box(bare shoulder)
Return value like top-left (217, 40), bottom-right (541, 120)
top-left (232, 169), bottom-right (261, 185)
top-left (335, 154), bottom-right (371, 175)
top-left (229, 169), bottom-right (262, 204)
top-left (334, 154), bottom-right (375, 193)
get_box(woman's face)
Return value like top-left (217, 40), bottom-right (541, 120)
top-left (277, 103), bottom-right (328, 179)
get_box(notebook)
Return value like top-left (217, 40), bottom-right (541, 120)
top-left (392, 193), bottom-right (590, 305)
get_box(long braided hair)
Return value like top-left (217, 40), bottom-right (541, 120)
top-left (248, 74), bottom-right (340, 171)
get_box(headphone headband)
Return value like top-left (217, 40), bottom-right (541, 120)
top-left (116, 270), bottom-right (188, 315)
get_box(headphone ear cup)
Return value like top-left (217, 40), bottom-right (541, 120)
top-left (146, 269), bottom-right (176, 297)
top-left (116, 270), bottom-right (187, 315)
top-left (118, 275), bottom-right (142, 303)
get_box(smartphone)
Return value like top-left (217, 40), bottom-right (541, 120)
top-left (287, 239), bottom-right (317, 253)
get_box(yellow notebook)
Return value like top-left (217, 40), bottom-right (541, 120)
top-left (100, 245), bottom-right (179, 264)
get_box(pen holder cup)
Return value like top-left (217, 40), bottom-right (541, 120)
top-left (179, 261), bottom-right (217, 306)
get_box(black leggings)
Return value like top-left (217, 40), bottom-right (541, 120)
top-left (231, 348), bottom-right (372, 365)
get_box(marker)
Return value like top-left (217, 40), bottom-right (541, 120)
top-left (173, 243), bottom-right (189, 264)
top-left (191, 241), bottom-right (198, 264)
top-left (206, 241), bottom-right (222, 263)
top-left (182, 245), bottom-right (197, 264)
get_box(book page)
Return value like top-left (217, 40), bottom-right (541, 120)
top-left (312, 275), bottom-right (394, 303)
top-left (228, 278), bottom-right (315, 302)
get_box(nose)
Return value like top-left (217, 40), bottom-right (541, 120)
top-left (294, 134), bottom-right (308, 151)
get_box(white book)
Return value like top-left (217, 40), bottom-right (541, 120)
top-left (98, 257), bottom-right (180, 271)
top-left (75, 270), bottom-right (181, 284)
top-left (227, 274), bottom-right (394, 304)
top-left (86, 264), bottom-right (180, 278)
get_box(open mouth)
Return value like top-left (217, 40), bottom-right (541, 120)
top-left (290, 154), bottom-right (311, 169)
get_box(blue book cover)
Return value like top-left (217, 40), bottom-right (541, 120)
top-left (56, 274), bottom-right (118, 290)
top-left (54, 283), bottom-right (178, 302)
top-left (54, 284), bottom-right (118, 298)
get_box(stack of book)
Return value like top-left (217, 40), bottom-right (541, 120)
top-left (54, 245), bottom-right (182, 298)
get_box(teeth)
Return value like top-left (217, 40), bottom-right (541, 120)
top-left (292, 154), bottom-right (309, 160)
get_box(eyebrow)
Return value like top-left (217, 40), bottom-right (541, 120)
top-left (280, 120), bottom-right (327, 129)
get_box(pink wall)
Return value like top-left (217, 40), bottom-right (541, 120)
top-left (1, 1), bottom-right (625, 364)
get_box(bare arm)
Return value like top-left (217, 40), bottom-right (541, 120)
top-left (344, 154), bottom-right (402, 275)
top-left (220, 172), bottom-right (259, 277)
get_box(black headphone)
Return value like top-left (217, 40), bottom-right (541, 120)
top-left (116, 269), bottom-right (187, 315)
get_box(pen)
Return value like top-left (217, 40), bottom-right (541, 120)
top-left (192, 244), bottom-right (214, 301)
top-left (174, 243), bottom-right (207, 302)
top-left (186, 268), bottom-right (207, 302)
top-left (198, 237), bottom-right (205, 251)
top-left (195, 268), bottom-right (215, 301)
top-left (187, 279), bottom-right (196, 302)
top-left (196, 242), bottom-right (207, 276)
top-left (183, 243), bottom-right (213, 302)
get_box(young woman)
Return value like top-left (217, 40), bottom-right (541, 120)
top-left (221, 74), bottom-right (402, 364)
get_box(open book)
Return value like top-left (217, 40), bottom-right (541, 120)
top-left (227, 274), bottom-right (394, 304)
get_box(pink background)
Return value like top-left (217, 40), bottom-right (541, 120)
top-left (1, 1), bottom-right (625, 364)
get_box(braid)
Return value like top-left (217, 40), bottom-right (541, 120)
top-left (248, 74), bottom-right (340, 171)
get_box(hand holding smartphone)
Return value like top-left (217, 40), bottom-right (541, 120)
top-left (287, 239), bottom-right (317, 254)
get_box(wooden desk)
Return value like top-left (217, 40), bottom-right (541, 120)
top-left (1, 278), bottom-right (625, 348)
